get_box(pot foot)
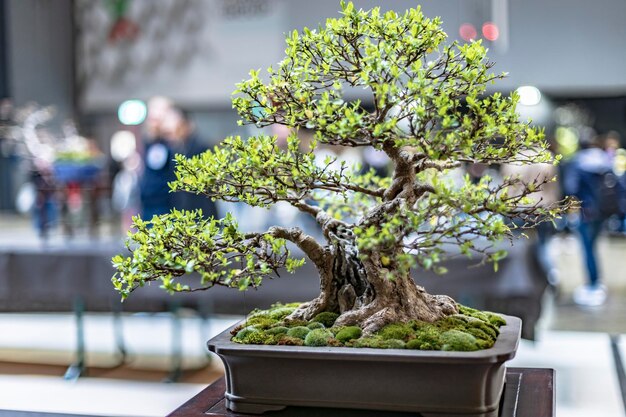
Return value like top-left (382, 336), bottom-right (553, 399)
top-left (421, 410), bottom-right (498, 417)
top-left (225, 398), bottom-right (287, 415)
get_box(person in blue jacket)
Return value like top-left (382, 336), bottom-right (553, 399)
top-left (564, 130), bottom-right (614, 306)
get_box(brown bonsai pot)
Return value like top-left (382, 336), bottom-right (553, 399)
top-left (208, 315), bottom-right (521, 417)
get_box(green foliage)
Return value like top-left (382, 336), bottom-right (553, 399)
top-left (171, 134), bottom-right (366, 209)
top-left (304, 329), bottom-right (334, 346)
top-left (335, 326), bottom-right (362, 342)
top-left (310, 312), bottom-right (340, 327)
top-left (112, 210), bottom-right (304, 299)
top-left (113, 1), bottom-right (566, 306)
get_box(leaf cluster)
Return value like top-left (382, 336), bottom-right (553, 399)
top-left (112, 210), bottom-right (304, 298)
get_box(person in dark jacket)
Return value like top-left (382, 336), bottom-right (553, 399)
top-left (163, 108), bottom-right (218, 219)
top-left (564, 130), bottom-right (613, 306)
top-left (139, 97), bottom-right (176, 219)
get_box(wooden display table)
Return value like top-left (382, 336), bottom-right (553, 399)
top-left (168, 367), bottom-right (555, 417)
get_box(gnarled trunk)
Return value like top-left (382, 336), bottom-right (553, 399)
top-left (287, 229), bottom-right (458, 334)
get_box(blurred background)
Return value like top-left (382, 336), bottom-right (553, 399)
top-left (0, 0), bottom-right (626, 416)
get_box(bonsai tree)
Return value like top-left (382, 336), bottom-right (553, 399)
top-left (113, 2), bottom-right (563, 334)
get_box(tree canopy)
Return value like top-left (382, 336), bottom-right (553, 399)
top-left (113, 2), bottom-right (563, 299)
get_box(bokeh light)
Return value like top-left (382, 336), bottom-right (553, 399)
top-left (110, 130), bottom-right (137, 162)
top-left (516, 86), bottom-right (542, 106)
top-left (118, 99), bottom-right (147, 126)
top-left (482, 22), bottom-right (500, 41)
top-left (459, 23), bottom-right (477, 42)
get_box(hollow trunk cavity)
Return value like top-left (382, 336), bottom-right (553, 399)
top-left (287, 229), bottom-right (458, 334)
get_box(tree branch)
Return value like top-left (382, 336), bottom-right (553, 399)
top-left (268, 226), bottom-right (328, 270)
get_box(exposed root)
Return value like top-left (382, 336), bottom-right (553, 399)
top-left (285, 296), bottom-right (328, 322)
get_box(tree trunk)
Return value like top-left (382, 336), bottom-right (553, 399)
top-left (287, 229), bottom-right (458, 334)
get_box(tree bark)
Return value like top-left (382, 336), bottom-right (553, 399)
top-left (287, 229), bottom-right (458, 334)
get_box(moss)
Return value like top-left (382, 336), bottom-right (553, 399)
top-left (285, 302), bottom-right (303, 308)
top-left (328, 326), bottom-right (344, 336)
top-left (408, 319), bottom-right (430, 330)
top-left (406, 339), bottom-right (427, 350)
top-left (269, 307), bottom-right (296, 320)
top-left (352, 336), bottom-right (385, 348)
top-left (440, 330), bottom-right (480, 351)
top-left (284, 318), bottom-right (308, 327)
top-left (327, 337), bottom-right (344, 347)
top-left (270, 301), bottom-right (302, 309)
top-left (408, 324), bottom-right (443, 350)
top-left (230, 323), bottom-right (247, 336)
top-left (239, 330), bottom-right (279, 345)
top-left (310, 312), bottom-right (340, 328)
top-left (438, 312), bottom-right (500, 349)
top-left (377, 323), bottom-right (414, 341)
top-left (286, 326), bottom-right (310, 339)
top-left (336, 326), bottom-right (362, 343)
top-left (486, 312), bottom-right (507, 327)
top-left (381, 339), bottom-right (406, 349)
top-left (244, 316), bottom-right (279, 329)
top-left (277, 335), bottom-right (304, 346)
top-left (266, 326), bottom-right (289, 336)
top-left (458, 305), bottom-right (506, 328)
top-left (234, 326), bottom-right (259, 341)
top-left (232, 303), bottom-right (507, 351)
top-left (304, 329), bottom-right (334, 347)
top-left (307, 322), bottom-right (326, 330)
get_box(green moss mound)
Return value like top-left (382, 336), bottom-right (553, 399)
top-left (307, 321), bottom-right (326, 330)
top-left (231, 302), bottom-right (506, 351)
top-left (352, 336), bottom-right (385, 348)
top-left (440, 330), bottom-right (480, 351)
top-left (310, 312), bottom-right (340, 327)
top-left (304, 329), bottom-right (334, 346)
top-left (234, 326), bottom-right (258, 341)
top-left (286, 326), bottom-right (310, 339)
top-left (266, 326), bottom-right (289, 336)
top-left (269, 307), bottom-right (297, 320)
top-left (377, 323), bottom-right (415, 341)
top-left (336, 326), bottom-right (362, 342)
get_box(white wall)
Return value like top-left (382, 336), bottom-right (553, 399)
top-left (285, 0), bottom-right (626, 95)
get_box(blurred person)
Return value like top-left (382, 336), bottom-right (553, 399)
top-left (162, 108), bottom-right (218, 219)
top-left (601, 131), bottom-right (626, 233)
top-left (563, 130), bottom-right (615, 306)
top-left (112, 151), bottom-right (142, 232)
top-left (603, 130), bottom-right (621, 158)
top-left (138, 97), bottom-right (176, 219)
